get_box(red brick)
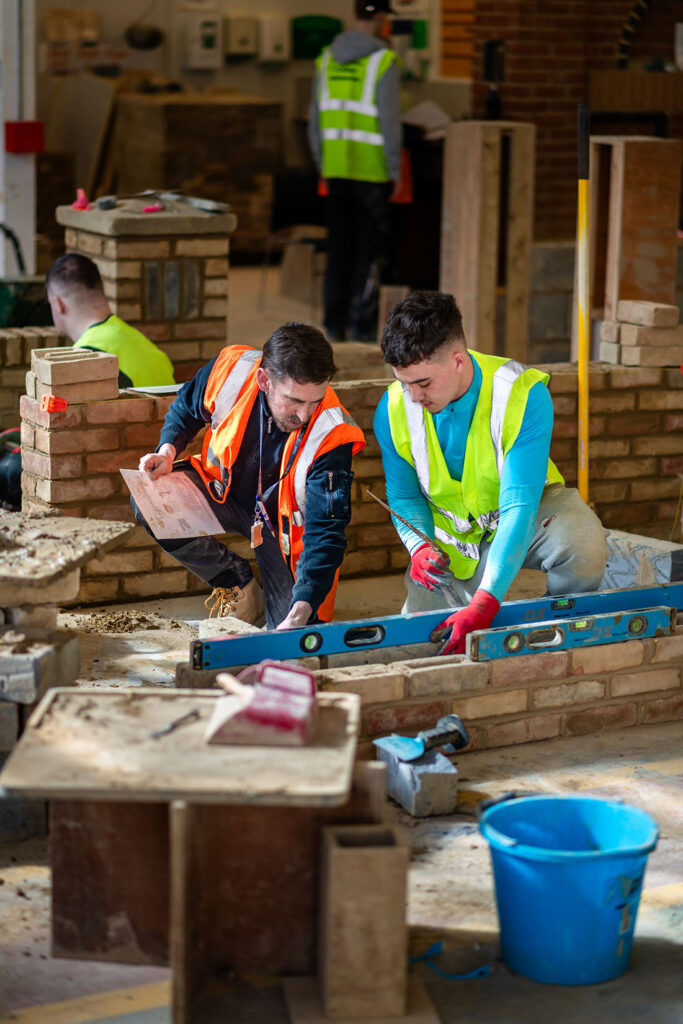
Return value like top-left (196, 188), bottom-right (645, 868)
top-left (364, 700), bottom-right (448, 738)
top-left (563, 702), bottom-right (638, 736)
top-left (21, 449), bottom-right (83, 480)
top-left (85, 398), bottom-right (154, 424)
top-left (572, 640), bottom-right (644, 676)
top-left (124, 424), bottom-right (162, 448)
top-left (34, 426), bottom-right (120, 454)
top-left (36, 476), bottom-right (116, 503)
top-left (19, 394), bottom-right (84, 429)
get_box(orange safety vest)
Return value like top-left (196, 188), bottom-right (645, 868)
top-left (190, 346), bottom-right (366, 620)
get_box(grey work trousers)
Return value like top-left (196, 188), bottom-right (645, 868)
top-left (402, 484), bottom-right (609, 614)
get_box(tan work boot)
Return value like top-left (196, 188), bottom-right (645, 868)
top-left (204, 579), bottom-right (265, 626)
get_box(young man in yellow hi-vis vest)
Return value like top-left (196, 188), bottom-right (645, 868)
top-left (46, 254), bottom-right (175, 388)
top-left (134, 324), bottom-right (365, 630)
top-left (308, 0), bottom-right (401, 342)
top-left (373, 291), bottom-right (608, 655)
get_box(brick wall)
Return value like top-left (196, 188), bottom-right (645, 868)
top-left (317, 628), bottom-right (683, 755)
top-left (18, 360), bottom-right (683, 604)
top-left (0, 328), bottom-right (69, 431)
top-left (471, 1), bottom-right (682, 241)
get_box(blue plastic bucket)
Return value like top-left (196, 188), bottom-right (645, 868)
top-left (479, 795), bottom-right (658, 985)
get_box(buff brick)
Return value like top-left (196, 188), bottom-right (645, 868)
top-left (74, 578), bottom-right (122, 604)
top-left (590, 439), bottom-right (631, 457)
top-left (35, 378), bottom-right (120, 404)
top-left (21, 449), bottom-right (83, 480)
top-left (490, 650), bottom-right (569, 687)
top-left (357, 524), bottom-right (402, 547)
top-left (94, 258), bottom-right (142, 280)
top-left (102, 278), bottom-right (141, 302)
top-left (204, 277), bottom-right (227, 296)
top-left (364, 700), bottom-right (448, 737)
top-left (204, 258), bottom-right (229, 277)
top-left (318, 666), bottom-right (405, 704)
top-left (21, 422), bottom-right (34, 448)
top-left (596, 457), bottom-right (657, 479)
top-left (4, 335), bottom-right (23, 364)
top-left (19, 395), bottom-right (84, 429)
top-left (621, 324), bottom-right (683, 347)
top-left (176, 320), bottom-right (227, 340)
top-left (454, 689), bottom-right (527, 720)
top-left (609, 368), bottom-right (663, 389)
top-left (104, 240), bottom-right (170, 259)
top-left (114, 303), bottom-right (142, 321)
top-left (611, 668), bottom-right (680, 697)
top-left (121, 570), bottom-right (188, 598)
top-left (64, 228), bottom-right (78, 249)
top-left (202, 299), bottom-right (228, 319)
top-left (637, 391), bottom-right (683, 411)
top-left (532, 679), bottom-right (605, 708)
top-left (621, 346), bottom-right (683, 367)
top-left (563, 702), bottom-right (637, 735)
top-left (73, 231), bottom-right (103, 256)
top-left (162, 341), bottom-right (201, 361)
top-left (617, 300), bottom-right (679, 327)
top-left (481, 714), bottom-right (560, 749)
top-left (85, 398), bottom-right (154, 424)
top-left (124, 424), bottom-right (163, 448)
top-left (571, 641), bottom-right (644, 676)
top-left (652, 633), bottom-right (683, 663)
top-left (32, 348), bottom-right (119, 386)
top-left (86, 451), bottom-right (127, 473)
top-left (599, 321), bottom-right (620, 342)
top-left (641, 694), bottom-right (683, 723)
top-left (83, 502), bottom-right (135, 523)
top-left (199, 341), bottom-right (224, 360)
top-left (339, 549), bottom-right (390, 576)
top-left (589, 480), bottom-right (629, 503)
top-left (34, 426), bottom-right (120, 454)
top-left (404, 660), bottom-right (489, 697)
top-left (589, 392), bottom-right (636, 413)
top-left (633, 479), bottom-right (682, 500)
top-left (86, 550), bottom-right (155, 575)
top-left (176, 238), bottom-right (229, 257)
top-left (1, 369), bottom-right (27, 389)
top-left (36, 476), bottom-right (116, 503)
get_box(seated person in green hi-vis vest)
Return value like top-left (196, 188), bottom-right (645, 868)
top-left (308, 0), bottom-right (401, 343)
top-left (373, 291), bottom-right (608, 655)
top-left (45, 253), bottom-right (175, 388)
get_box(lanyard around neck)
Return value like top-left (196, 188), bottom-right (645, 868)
top-left (256, 394), bottom-right (305, 535)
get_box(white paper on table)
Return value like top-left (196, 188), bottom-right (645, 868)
top-left (120, 468), bottom-right (224, 539)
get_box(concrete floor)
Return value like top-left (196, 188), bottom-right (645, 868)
top-left (1, 269), bottom-right (682, 1021)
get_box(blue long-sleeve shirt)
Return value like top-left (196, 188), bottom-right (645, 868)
top-left (373, 358), bottom-right (554, 603)
top-left (159, 359), bottom-right (355, 615)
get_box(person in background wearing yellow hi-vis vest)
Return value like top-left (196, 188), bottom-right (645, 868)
top-left (308, 0), bottom-right (401, 343)
top-left (46, 253), bottom-right (175, 388)
top-left (373, 291), bottom-right (608, 655)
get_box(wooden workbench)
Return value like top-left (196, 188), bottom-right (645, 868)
top-left (0, 687), bottom-right (384, 1023)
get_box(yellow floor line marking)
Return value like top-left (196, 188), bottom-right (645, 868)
top-left (0, 980), bottom-right (170, 1024)
top-left (641, 882), bottom-right (683, 909)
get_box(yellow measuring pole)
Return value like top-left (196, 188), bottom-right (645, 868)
top-left (577, 104), bottom-right (590, 502)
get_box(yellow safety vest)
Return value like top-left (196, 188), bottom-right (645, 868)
top-left (74, 315), bottom-right (175, 387)
top-left (387, 350), bottom-right (564, 578)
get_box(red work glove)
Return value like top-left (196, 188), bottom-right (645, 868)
top-left (410, 542), bottom-right (449, 591)
top-left (437, 589), bottom-right (500, 656)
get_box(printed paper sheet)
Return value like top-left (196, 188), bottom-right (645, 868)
top-left (121, 469), bottom-right (223, 539)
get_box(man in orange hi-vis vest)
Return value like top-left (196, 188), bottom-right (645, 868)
top-left (133, 323), bottom-right (366, 630)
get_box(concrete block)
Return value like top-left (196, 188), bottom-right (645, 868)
top-left (32, 347), bottom-right (119, 386)
top-left (599, 340), bottom-right (621, 364)
top-left (319, 823), bottom-right (408, 1018)
top-left (599, 321), bottom-right (620, 342)
top-left (374, 746), bottom-right (458, 817)
top-left (0, 628), bottom-right (79, 703)
top-left (0, 568), bottom-right (81, 607)
top-left (617, 300), bottom-right (679, 328)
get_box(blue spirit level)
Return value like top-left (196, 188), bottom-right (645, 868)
top-left (466, 606), bottom-right (675, 661)
top-left (190, 581), bottom-right (683, 670)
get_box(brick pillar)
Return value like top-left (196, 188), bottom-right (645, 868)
top-left (55, 199), bottom-right (237, 382)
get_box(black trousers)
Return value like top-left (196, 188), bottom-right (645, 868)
top-left (324, 179), bottom-right (392, 340)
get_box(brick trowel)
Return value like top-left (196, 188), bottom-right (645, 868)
top-left (374, 713), bottom-right (469, 762)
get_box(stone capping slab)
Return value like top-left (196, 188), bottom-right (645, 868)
top-left (0, 511), bottom-right (135, 593)
top-left (32, 347), bottom-right (119, 386)
top-left (56, 202), bottom-right (237, 237)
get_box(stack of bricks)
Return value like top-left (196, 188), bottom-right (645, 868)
top-left (316, 627), bottom-right (683, 756)
top-left (56, 197), bottom-right (237, 383)
top-left (0, 327), bottom-right (69, 430)
top-left (599, 300), bottom-right (683, 367)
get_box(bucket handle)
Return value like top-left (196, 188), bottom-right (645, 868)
top-left (477, 791), bottom-right (531, 848)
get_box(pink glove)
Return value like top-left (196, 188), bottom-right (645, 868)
top-left (410, 542), bottom-right (449, 591)
top-left (436, 589), bottom-right (500, 656)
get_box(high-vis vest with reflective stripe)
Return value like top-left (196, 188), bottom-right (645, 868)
top-left (74, 315), bottom-right (175, 387)
top-left (316, 47), bottom-right (397, 182)
top-left (387, 350), bottom-right (564, 580)
top-left (190, 346), bottom-right (366, 620)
